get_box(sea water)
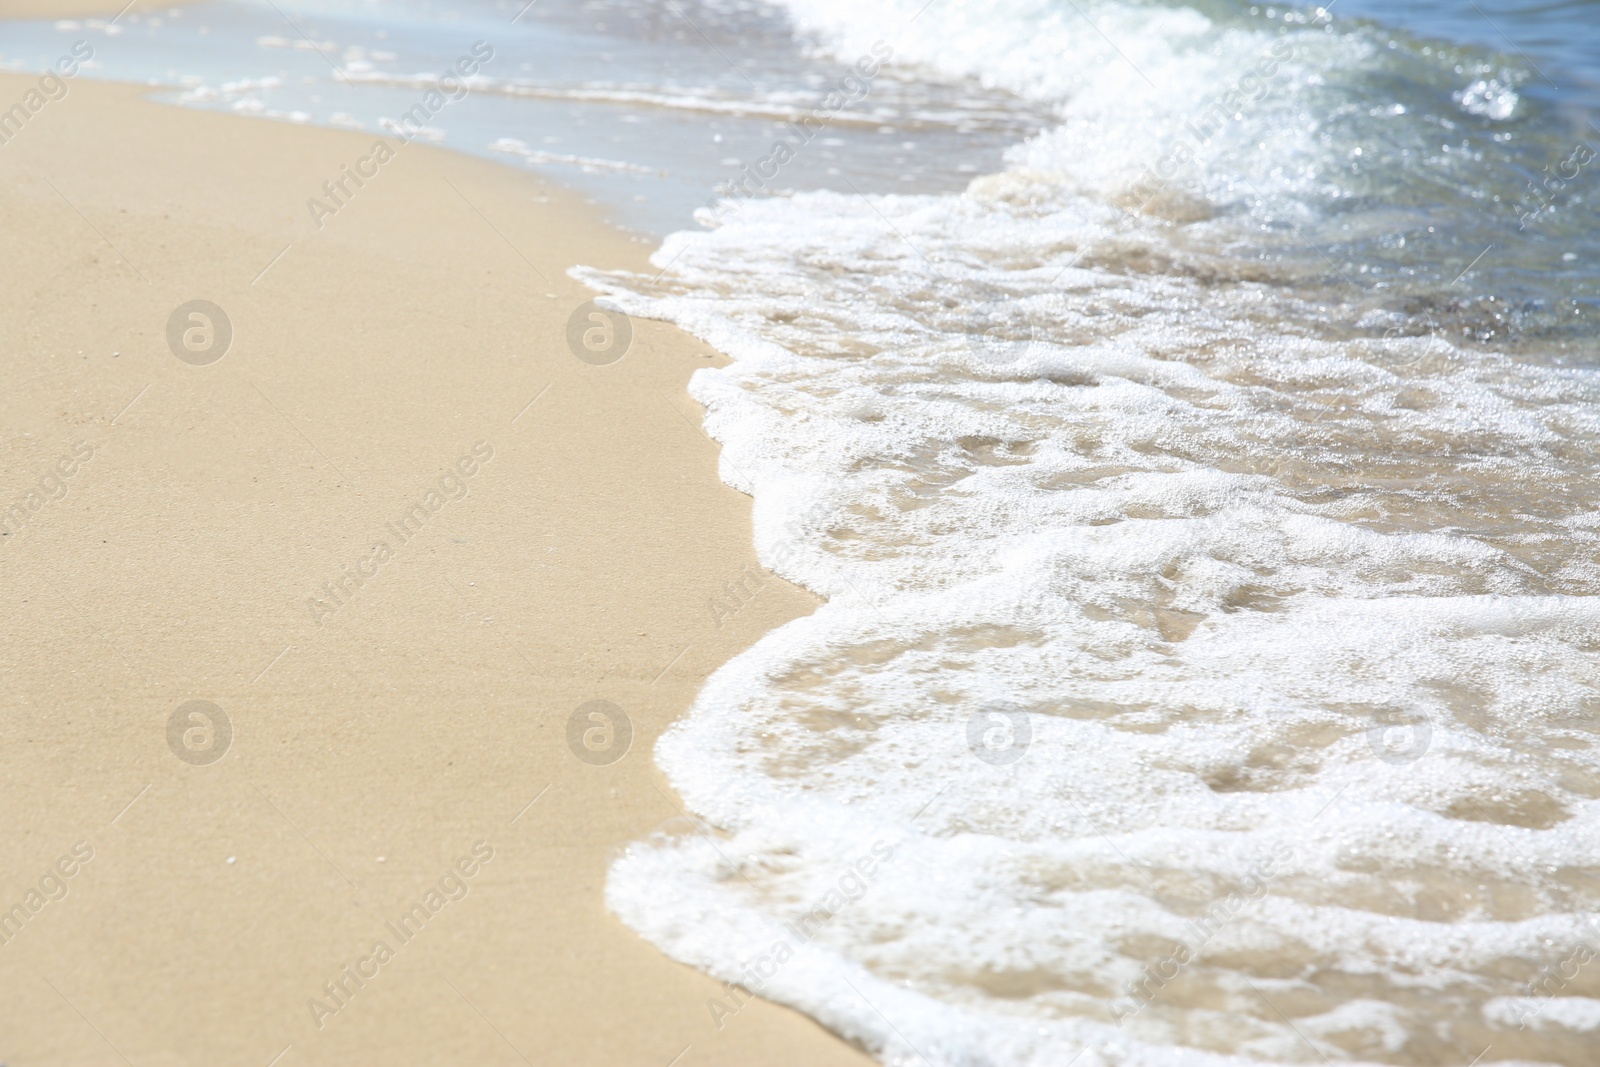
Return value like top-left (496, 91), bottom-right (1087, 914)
top-left (8, 1), bottom-right (1597, 1063)
top-left (577, 2), bottom-right (1600, 1065)
top-left (0, 0), bottom-right (1036, 232)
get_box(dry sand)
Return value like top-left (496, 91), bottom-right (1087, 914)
top-left (0, 1), bottom-right (196, 19)
top-left (0, 72), bottom-right (874, 1067)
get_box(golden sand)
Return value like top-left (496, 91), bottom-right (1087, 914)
top-left (0, 72), bottom-right (872, 1067)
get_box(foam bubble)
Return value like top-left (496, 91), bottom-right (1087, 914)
top-left (594, 3), bottom-right (1600, 1065)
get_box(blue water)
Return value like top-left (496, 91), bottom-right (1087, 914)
top-left (4, 0), bottom-right (1591, 231)
top-left (1331, 0), bottom-right (1600, 106)
top-left (0, 0), bottom-right (1042, 233)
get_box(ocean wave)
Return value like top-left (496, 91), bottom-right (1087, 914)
top-left (592, 2), bottom-right (1600, 1065)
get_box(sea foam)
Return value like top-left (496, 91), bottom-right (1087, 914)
top-left (591, 2), bottom-right (1600, 1064)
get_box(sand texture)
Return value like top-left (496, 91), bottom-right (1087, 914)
top-left (0, 72), bottom-right (873, 1067)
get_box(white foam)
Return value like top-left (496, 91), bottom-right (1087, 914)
top-left (591, 3), bottom-right (1600, 1065)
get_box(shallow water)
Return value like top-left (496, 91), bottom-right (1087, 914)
top-left (0, 0), bottom-right (1037, 232)
top-left (575, 2), bottom-right (1600, 1065)
top-left (10, 0), bottom-right (1597, 1063)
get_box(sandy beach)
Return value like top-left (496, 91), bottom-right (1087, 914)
top-left (0, 69), bottom-right (872, 1067)
top-left (0, 0), bottom-right (192, 17)
top-left (6, 0), bottom-right (1598, 1063)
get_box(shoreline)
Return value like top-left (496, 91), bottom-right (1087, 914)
top-left (0, 71), bottom-right (871, 1066)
